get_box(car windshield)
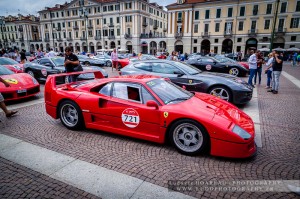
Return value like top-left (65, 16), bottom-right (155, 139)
top-left (78, 55), bottom-right (88, 59)
top-left (0, 58), bottom-right (19, 65)
top-left (0, 65), bottom-right (14, 75)
top-left (172, 61), bottom-right (202, 75)
top-left (51, 57), bottom-right (65, 66)
top-left (147, 79), bottom-right (193, 104)
top-left (214, 57), bottom-right (235, 63)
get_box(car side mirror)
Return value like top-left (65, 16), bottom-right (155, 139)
top-left (44, 63), bottom-right (51, 67)
top-left (174, 71), bottom-right (184, 77)
top-left (146, 100), bottom-right (159, 110)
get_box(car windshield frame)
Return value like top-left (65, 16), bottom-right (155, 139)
top-left (0, 65), bottom-right (14, 75)
top-left (172, 61), bottom-right (202, 75)
top-left (51, 57), bottom-right (65, 66)
top-left (146, 79), bottom-right (193, 105)
top-left (0, 58), bottom-right (19, 65)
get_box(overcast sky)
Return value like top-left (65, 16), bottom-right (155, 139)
top-left (0, 0), bottom-right (175, 16)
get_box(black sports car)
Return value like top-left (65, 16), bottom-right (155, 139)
top-left (121, 60), bottom-right (253, 104)
top-left (77, 55), bottom-right (105, 67)
top-left (186, 56), bottom-right (248, 77)
top-left (24, 57), bottom-right (108, 82)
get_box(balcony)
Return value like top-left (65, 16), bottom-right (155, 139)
top-left (94, 36), bottom-right (101, 40)
top-left (124, 34), bottom-right (132, 39)
top-left (177, 18), bottom-right (182, 23)
top-left (66, 37), bottom-right (73, 41)
top-left (163, 27), bottom-right (167, 32)
top-left (201, 32), bottom-right (210, 39)
top-left (44, 38), bottom-right (50, 42)
top-left (73, 26), bottom-right (79, 30)
top-left (108, 35), bottom-right (115, 40)
top-left (224, 30), bottom-right (232, 38)
top-left (140, 33), bottom-right (166, 38)
top-left (142, 22), bottom-right (148, 27)
top-left (108, 23), bottom-right (114, 27)
top-left (18, 28), bottom-right (23, 32)
top-left (30, 39), bottom-right (42, 42)
top-left (275, 28), bottom-right (286, 36)
top-left (175, 32), bottom-right (183, 39)
top-left (153, 24), bottom-right (158, 30)
top-left (248, 29), bottom-right (257, 37)
top-left (57, 38), bottom-right (63, 42)
top-left (56, 27), bottom-right (61, 31)
top-left (87, 25), bottom-right (93, 29)
top-left (80, 36), bottom-right (87, 41)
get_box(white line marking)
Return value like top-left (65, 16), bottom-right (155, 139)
top-left (282, 71), bottom-right (300, 89)
top-left (241, 87), bottom-right (262, 147)
top-left (0, 134), bottom-right (196, 199)
top-left (1, 98), bottom-right (44, 113)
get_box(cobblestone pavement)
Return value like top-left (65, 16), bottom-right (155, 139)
top-left (0, 157), bottom-right (100, 199)
top-left (0, 64), bottom-right (299, 198)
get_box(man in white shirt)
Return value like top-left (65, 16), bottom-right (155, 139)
top-left (47, 48), bottom-right (56, 58)
top-left (247, 50), bottom-right (258, 87)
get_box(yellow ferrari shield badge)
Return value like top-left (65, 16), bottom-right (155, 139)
top-left (5, 79), bottom-right (18, 84)
top-left (164, 112), bottom-right (169, 118)
top-left (189, 80), bottom-right (193, 84)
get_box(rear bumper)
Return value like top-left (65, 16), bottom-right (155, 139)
top-left (45, 103), bottom-right (58, 119)
top-left (2, 85), bottom-right (40, 101)
top-left (210, 138), bottom-right (256, 158)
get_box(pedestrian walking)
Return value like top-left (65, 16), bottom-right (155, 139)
top-left (171, 51), bottom-right (178, 61)
top-left (264, 53), bottom-right (274, 89)
top-left (247, 50), bottom-right (258, 88)
top-left (64, 47), bottom-right (80, 83)
top-left (111, 48), bottom-right (118, 71)
top-left (15, 50), bottom-right (21, 63)
top-left (292, 52), bottom-right (298, 66)
top-left (36, 48), bottom-right (44, 58)
top-left (48, 48), bottom-right (56, 57)
top-left (20, 49), bottom-right (27, 64)
top-left (267, 50), bottom-right (283, 94)
top-left (0, 77), bottom-right (18, 120)
top-left (254, 50), bottom-right (263, 85)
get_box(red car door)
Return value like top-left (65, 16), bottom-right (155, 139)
top-left (82, 82), bottom-right (162, 142)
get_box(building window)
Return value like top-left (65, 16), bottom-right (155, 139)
top-left (63, 32), bottom-right (66, 38)
top-left (291, 36), bottom-right (297, 41)
top-left (118, 40), bottom-right (120, 45)
top-left (76, 31), bottom-right (78, 38)
top-left (193, 47), bottom-right (197, 53)
top-left (264, 20), bottom-right (270, 29)
top-left (194, 39), bottom-right (197, 43)
top-left (216, 8), bottom-right (221, 18)
top-left (195, 11), bottom-right (199, 20)
top-left (194, 24), bottom-right (198, 33)
top-left (266, 4), bottom-right (272, 14)
top-left (178, 12), bottom-right (182, 21)
top-left (251, 20), bottom-right (256, 31)
top-left (205, 10), bottom-right (210, 19)
top-left (278, 18), bottom-right (285, 31)
top-left (103, 6), bottom-right (107, 12)
top-left (253, 5), bottom-right (258, 15)
top-left (117, 29), bottom-right (120, 36)
top-left (45, 24), bottom-right (48, 29)
top-left (297, 1), bottom-right (300, 12)
top-left (214, 39), bottom-right (218, 43)
top-left (280, 2), bottom-right (287, 13)
top-left (125, 16), bottom-right (132, 22)
top-left (238, 21), bottom-right (243, 31)
top-left (237, 38), bottom-right (242, 42)
top-left (240, 6), bottom-right (245, 16)
top-left (115, 5), bottom-right (120, 11)
top-left (56, 12), bottom-right (59, 17)
top-left (228, 7), bottom-right (233, 17)
top-left (68, 22), bottom-right (71, 27)
top-left (97, 19), bottom-right (100, 25)
top-left (290, 18), bottom-right (300, 28)
top-left (108, 5), bottom-right (114, 11)
top-left (215, 23), bottom-right (220, 32)
top-left (204, 24), bottom-right (209, 33)
top-left (44, 14), bottom-right (47, 19)
top-left (104, 18), bottom-right (106, 24)
top-left (67, 11), bottom-right (70, 16)
top-left (125, 2), bottom-right (132, 9)
top-left (62, 22), bottom-right (65, 28)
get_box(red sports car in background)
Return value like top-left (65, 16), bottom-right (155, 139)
top-left (45, 71), bottom-right (256, 158)
top-left (156, 52), bottom-right (167, 59)
top-left (0, 57), bottom-right (24, 73)
top-left (117, 55), bottom-right (158, 69)
top-left (239, 62), bottom-right (249, 70)
top-left (0, 65), bottom-right (40, 101)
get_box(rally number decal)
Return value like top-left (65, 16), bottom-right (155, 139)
top-left (206, 65), bottom-right (212, 70)
top-left (122, 108), bottom-right (140, 128)
top-left (41, 69), bottom-right (47, 76)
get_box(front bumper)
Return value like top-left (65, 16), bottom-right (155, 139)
top-left (2, 85), bottom-right (40, 101)
top-left (232, 89), bottom-right (253, 104)
top-left (210, 138), bottom-right (256, 158)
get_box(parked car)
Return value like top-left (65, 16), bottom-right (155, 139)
top-left (214, 55), bottom-right (249, 70)
top-left (0, 57), bottom-right (24, 73)
top-left (25, 57), bottom-right (108, 82)
top-left (0, 65), bottom-right (40, 101)
top-left (77, 55), bottom-right (106, 67)
top-left (118, 55), bottom-right (158, 69)
top-left (95, 54), bottom-right (112, 67)
top-left (225, 53), bottom-right (238, 60)
top-left (156, 52), bottom-right (167, 59)
top-left (186, 56), bottom-right (248, 76)
top-left (45, 71), bottom-right (256, 158)
top-left (121, 60), bottom-right (253, 105)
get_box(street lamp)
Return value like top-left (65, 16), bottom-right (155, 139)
top-left (0, 17), bottom-right (6, 49)
top-left (79, 0), bottom-right (88, 53)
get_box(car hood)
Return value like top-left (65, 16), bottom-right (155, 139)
top-left (195, 72), bottom-right (241, 80)
top-left (0, 73), bottom-right (38, 90)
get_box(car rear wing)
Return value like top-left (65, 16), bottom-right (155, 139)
top-left (45, 70), bottom-right (104, 88)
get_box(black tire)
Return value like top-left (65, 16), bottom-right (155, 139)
top-left (58, 100), bottom-right (85, 130)
top-left (118, 63), bottom-right (122, 70)
top-left (85, 62), bottom-right (90, 66)
top-left (208, 86), bottom-right (232, 102)
top-left (168, 119), bottom-right (209, 155)
top-left (228, 67), bottom-right (240, 76)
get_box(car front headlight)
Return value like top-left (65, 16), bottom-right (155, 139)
top-left (232, 125), bottom-right (251, 140)
top-left (31, 76), bottom-right (38, 85)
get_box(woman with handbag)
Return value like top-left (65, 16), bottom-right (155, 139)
top-left (64, 47), bottom-right (80, 82)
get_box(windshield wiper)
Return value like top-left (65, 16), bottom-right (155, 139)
top-left (166, 97), bottom-right (190, 104)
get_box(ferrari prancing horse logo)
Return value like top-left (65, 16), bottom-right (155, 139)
top-left (164, 112), bottom-right (169, 118)
top-left (5, 79), bottom-right (18, 84)
top-left (189, 80), bottom-right (193, 84)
